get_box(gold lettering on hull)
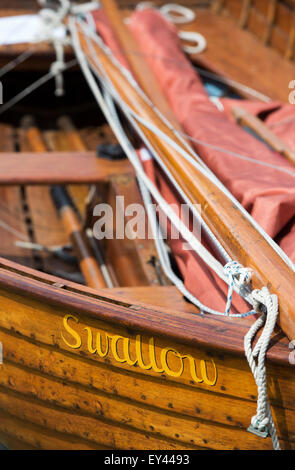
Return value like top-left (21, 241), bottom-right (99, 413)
top-left (61, 314), bottom-right (217, 386)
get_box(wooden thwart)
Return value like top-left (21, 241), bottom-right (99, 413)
top-left (0, 152), bottom-right (134, 185)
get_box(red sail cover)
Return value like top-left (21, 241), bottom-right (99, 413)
top-left (92, 9), bottom-right (295, 313)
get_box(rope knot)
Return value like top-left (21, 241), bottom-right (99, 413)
top-left (224, 261), bottom-right (252, 315)
top-left (244, 286), bottom-right (280, 449)
top-left (251, 415), bottom-right (269, 431)
top-left (251, 286), bottom-right (277, 315)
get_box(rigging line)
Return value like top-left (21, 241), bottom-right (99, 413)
top-left (0, 219), bottom-right (29, 241)
top-left (73, 18), bottom-right (260, 312)
top-left (98, 64), bottom-right (230, 264)
top-left (0, 48), bottom-right (36, 79)
top-left (116, 96), bottom-right (295, 271)
top-left (70, 17), bottom-right (232, 288)
top-left (86, 28), bottom-right (231, 264)
top-left (80, 18), bottom-right (202, 163)
top-left (0, 58), bottom-right (77, 116)
top-left (102, 85), bottom-right (254, 316)
top-left (172, 132), bottom-right (295, 179)
top-left (80, 28), bottom-right (294, 273)
top-left (80, 21), bottom-right (295, 179)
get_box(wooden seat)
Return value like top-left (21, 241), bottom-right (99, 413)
top-left (0, 152), bottom-right (134, 185)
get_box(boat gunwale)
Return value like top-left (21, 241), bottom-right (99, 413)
top-left (0, 256), bottom-right (291, 367)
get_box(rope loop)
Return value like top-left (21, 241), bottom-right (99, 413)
top-left (135, 2), bottom-right (196, 24)
top-left (178, 31), bottom-right (207, 55)
top-left (160, 4), bottom-right (196, 24)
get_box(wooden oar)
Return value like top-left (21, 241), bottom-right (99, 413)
top-left (23, 118), bottom-right (108, 289)
top-left (56, 115), bottom-right (91, 217)
top-left (50, 185), bottom-right (108, 289)
top-left (232, 106), bottom-right (295, 166)
top-left (78, 2), bottom-right (295, 341)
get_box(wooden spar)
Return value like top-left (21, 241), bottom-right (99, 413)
top-left (78, 5), bottom-right (295, 341)
top-left (23, 120), bottom-right (108, 289)
top-left (232, 106), bottom-right (295, 166)
top-left (100, 0), bottom-right (184, 130)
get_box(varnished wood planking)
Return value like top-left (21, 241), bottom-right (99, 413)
top-left (0, 431), bottom-right (37, 450)
top-left (179, 9), bottom-right (295, 102)
top-left (108, 286), bottom-right (198, 313)
top-left (0, 388), bottom-right (199, 450)
top-left (223, 0), bottom-right (295, 58)
top-left (1, 325), bottom-right (294, 447)
top-left (0, 351), bottom-right (294, 449)
top-left (0, 409), bottom-right (107, 450)
top-left (1, 286), bottom-right (295, 408)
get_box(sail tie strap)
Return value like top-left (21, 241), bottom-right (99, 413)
top-left (244, 287), bottom-right (281, 449)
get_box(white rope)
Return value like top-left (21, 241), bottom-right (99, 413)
top-left (102, 87), bottom-right (255, 317)
top-left (0, 220), bottom-right (29, 241)
top-left (224, 261), bottom-right (252, 315)
top-left (136, 2), bottom-right (196, 24)
top-left (85, 33), bottom-right (230, 264)
top-left (37, 1), bottom-right (74, 96)
top-left (160, 3), bottom-right (196, 24)
top-left (244, 287), bottom-right (281, 449)
top-left (0, 48), bottom-right (36, 79)
top-left (178, 31), bottom-right (206, 55)
top-left (0, 59), bottom-right (76, 116)
top-left (134, 2), bottom-right (205, 53)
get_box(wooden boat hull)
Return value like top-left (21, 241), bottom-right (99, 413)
top-left (0, 260), bottom-right (294, 450)
top-left (0, 0), bottom-right (295, 452)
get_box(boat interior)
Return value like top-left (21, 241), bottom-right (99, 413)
top-left (1, 0), bottom-right (295, 301)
